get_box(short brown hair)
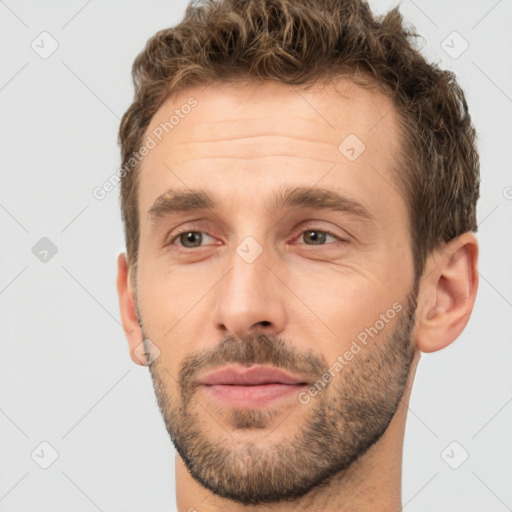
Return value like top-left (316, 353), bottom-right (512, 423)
top-left (119, 0), bottom-right (480, 281)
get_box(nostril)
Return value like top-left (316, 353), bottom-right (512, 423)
top-left (259, 321), bottom-right (271, 327)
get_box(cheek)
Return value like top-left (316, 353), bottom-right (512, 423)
top-left (136, 260), bottom-right (228, 372)
top-left (135, 269), bottom-right (196, 355)
top-left (283, 259), bottom-right (409, 350)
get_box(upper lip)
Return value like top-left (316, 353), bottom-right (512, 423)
top-left (198, 365), bottom-right (308, 386)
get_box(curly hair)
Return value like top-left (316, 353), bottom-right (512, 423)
top-left (118, 0), bottom-right (480, 282)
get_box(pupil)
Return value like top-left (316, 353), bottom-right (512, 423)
top-left (182, 232), bottom-right (202, 247)
top-left (305, 230), bottom-right (326, 244)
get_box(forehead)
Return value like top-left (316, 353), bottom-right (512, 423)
top-left (145, 77), bottom-right (397, 149)
top-left (137, 77), bottom-right (403, 219)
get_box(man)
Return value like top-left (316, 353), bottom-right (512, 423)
top-left (116, 0), bottom-right (480, 510)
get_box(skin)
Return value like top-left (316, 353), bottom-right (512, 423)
top-left (117, 78), bottom-right (479, 511)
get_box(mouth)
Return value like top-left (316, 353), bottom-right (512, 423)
top-left (197, 365), bottom-right (309, 409)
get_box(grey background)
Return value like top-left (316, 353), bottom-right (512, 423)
top-left (1, 1), bottom-right (511, 511)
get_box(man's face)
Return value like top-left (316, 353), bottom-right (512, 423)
top-left (132, 79), bottom-right (418, 504)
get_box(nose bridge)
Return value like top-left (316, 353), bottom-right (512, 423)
top-left (214, 234), bottom-right (286, 339)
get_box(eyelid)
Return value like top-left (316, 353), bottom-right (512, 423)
top-left (168, 228), bottom-right (218, 247)
top-left (167, 226), bottom-right (349, 250)
top-left (165, 219), bottom-right (217, 244)
top-left (293, 229), bottom-right (340, 244)
top-left (292, 223), bottom-right (350, 244)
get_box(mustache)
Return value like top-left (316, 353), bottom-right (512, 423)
top-left (177, 333), bottom-right (329, 392)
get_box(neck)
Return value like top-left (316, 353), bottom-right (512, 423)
top-left (176, 351), bottom-right (420, 512)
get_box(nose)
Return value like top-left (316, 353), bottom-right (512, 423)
top-left (213, 243), bottom-right (287, 340)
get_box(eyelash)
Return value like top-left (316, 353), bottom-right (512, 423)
top-left (168, 226), bottom-right (347, 248)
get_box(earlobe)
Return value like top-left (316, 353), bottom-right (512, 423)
top-left (116, 253), bottom-right (146, 366)
top-left (414, 233), bottom-right (479, 354)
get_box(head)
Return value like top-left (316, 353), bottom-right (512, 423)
top-left (117, 0), bottom-right (479, 505)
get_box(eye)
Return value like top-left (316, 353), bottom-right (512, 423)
top-left (296, 228), bottom-right (343, 246)
top-left (167, 227), bottom-right (346, 250)
top-left (171, 231), bottom-right (217, 248)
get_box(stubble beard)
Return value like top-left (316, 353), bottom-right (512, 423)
top-left (141, 287), bottom-right (418, 505)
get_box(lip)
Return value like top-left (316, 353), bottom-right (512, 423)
top-left (197, 365), bottom-right (309, 409)
top-left (197, 365), bottom-right (308, 386)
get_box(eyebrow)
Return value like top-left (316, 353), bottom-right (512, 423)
top-left (147, 186), bottom-right (376, 225)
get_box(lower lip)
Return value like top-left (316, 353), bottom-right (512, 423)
top-left (200, 383), bottom-right (306, 408)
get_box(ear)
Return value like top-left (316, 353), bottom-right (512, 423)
top-left (116, 253), bottom-right (146, 366)
top-left (413, 232), bottom-right (479, 353)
